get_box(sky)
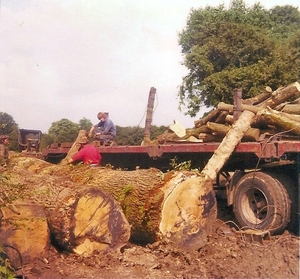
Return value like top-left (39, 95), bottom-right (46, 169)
top-left (0, 0), bottom-right (299, 133)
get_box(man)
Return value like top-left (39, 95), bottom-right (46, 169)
top-left (88, 112), bottom-right (116, 145)
top-left (0, 134), bottom-right (10, 170)
top-left (68, 136), bottom-right (101, 166)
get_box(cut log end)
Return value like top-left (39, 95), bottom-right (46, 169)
top-left (0, 201), bottom-right (50, 269)
top-left (159, 174), bottom-right (217, 251)
top-left (51, 188), bottom-right (131, 256)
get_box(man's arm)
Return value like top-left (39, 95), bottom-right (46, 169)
top-left (69, 149), bottom-right (84, 164)
top-left (88, 126), bottom-right (96, 138)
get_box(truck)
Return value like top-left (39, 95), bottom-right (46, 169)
top-left (18, 128), bottom-right (42, 156)
top-left (30, 87), bottom-right (300, 235)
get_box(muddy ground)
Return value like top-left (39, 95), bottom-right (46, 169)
top-left (15, 197), bottom-right (299, 279)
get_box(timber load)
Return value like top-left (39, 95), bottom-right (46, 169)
top-left (1, 81), bottom-right (300, 269)
top-left (0, 155), bottom-right (217, 267)
top-left (157, 82), bottom-right (300, 144)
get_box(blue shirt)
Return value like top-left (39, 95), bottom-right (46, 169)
top-left (95, 118), bottom-right (116, 137)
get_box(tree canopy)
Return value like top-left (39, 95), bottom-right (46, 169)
top-left (48, 119), bottom-right (80, 143)
top-left (0, 111), bottom-right (19, 151)
top-left (178, 0), bottom-right (300, 116)
top-left (115, 125), bottom-right (167, 146)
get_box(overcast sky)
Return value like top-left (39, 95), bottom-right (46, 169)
top-left (1, 0), bottom-right (299, 133)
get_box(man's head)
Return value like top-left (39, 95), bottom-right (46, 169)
top-left (0, 135), bottom-right (9, 145)
top-left (97, 112), bottom-right (107, 121)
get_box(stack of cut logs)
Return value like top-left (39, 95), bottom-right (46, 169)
top-left (157, 82), bottom-right (300, 143)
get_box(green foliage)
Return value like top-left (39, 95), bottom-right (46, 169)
top-left (79, 117), bottom-right (93, 132)
top-left (115, 125), bottom-right (168, 145)
top-left (0, 246), bottom-right (15, 279)
top-left (178, 0), bottom-right (300, 116)
top-left (48, 118), bottom-right (80, 143)
top-left (0, 112), bottom-right (19, 151)
top-left (39, 133), bottom-right (54, 149)
top-left (0, 112), bottom-right (17, 135)
top-left (169, 156), bottom-right (192, 171)
top-left (7, 125), bottom-right (19, 152)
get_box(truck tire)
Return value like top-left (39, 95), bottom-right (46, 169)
top-left (233, 171), bottom-right (291, 234)
top-left (268, 171), bottom-right (299, 235)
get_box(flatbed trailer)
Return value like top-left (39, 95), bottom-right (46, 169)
top-left (42, 138), bottom-right (300, 170)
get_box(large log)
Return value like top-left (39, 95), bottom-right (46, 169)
top-left (157, 125), bottom-right (211, 143)
top-left (60, 129), bottom-right (87, 165)
top-left (48, 186), bottom-right (131, 255)
top-left (257, 82), bottom-right (300, 108)
top-left (202, 110), bottom-right (255, 180)
top-left (206, 122), bottom-right (260, 141)
top-left (194, 109), bottom-right (220, 128)
top-left (218, 102), bottom-right (261, 114)
top-left (4, 155), bottom-right (217, 252)
top-left (257, 107), bottom-right (300, 136)
top-left (281, 104), bottom-right (300, 115)
top-left (159, 109), bottom-right (256, 250)
top-left (0, 200), bottom-right (50, 269)
top-left (242, 86), bottom-right (272, 105)
top-left (1, 156), bottom-right (131, 257)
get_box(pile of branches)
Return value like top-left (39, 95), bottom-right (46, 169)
top-left (157, 82), bottom-right (300, 143)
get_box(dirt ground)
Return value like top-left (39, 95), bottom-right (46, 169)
top-left (14, 197), bottom-right (299, 279)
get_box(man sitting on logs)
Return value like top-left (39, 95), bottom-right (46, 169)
top-left (68, 136), bottom-right (101, 166)
top-left (88, 112), bottom-right (116, 146)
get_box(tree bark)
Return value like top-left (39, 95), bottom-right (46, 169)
top-left (280, 104), bottom-right (300, 115)
top-left (60, 130), bottom-right (87, 165)
top-left (242, 86), bottom-right (272, 105)
top-left (194, 109), bottom-right (220, 128)
top-left (206, 122), bottom-right (260, 141)
top-left (198, 133), bottom-right (224, 142)
top-left (0, 200), bottom-right (50, 269)
top-left (257, 82), bottom-right (300, 108)
top-left (257, 107), bottom-right (300, 136)
top-left (218, 82), bottom-right (300, 113)
top-left (202, 110), bottom-right (256, 180)
top-left (1, 157), bottom-right (131, 256)
top-left (3, 154), bottom-right (219, 253)
top-left (218, 102), bottom-right (261, 114)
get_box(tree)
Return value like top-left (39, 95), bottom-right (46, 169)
top-left (48, 119), bottom-right (80, 143)
top-left (0, 112), bottom-right (17, 135)
top-left (115, 125), bottom-right (168, 146)
top-left (178, 0), bottom-right (300, 116)
top-left (0, 112), bottom-right (19, 151)
top-left (79, 117), bottom-right (93, 132)
top-left (40, 133), bottom-right (54, 149)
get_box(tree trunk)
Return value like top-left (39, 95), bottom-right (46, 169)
top-left (60, 130), bottom-right (87, 165)
top-left (1, 156), bottom-right (131, 256)
top-left (242, 86), bottom-right (272, 105)
top-left (198, 133), bottom-right (224, 142)
top-left (3, 155), bottom-right (218, 252)
top-left (218, 102), bottom-right (261, 114)
top-left (206, 122), bottom-right (260, 141)
top-left (160, 110), bottom-right (256, 251)
top-left (0, 200), bottom-right (50, 269)
top-left (281, 104), bottom-right (300, 115)
top-left (202, 110), bottom-right (256, 180)
top-left (48, 186), bottom-right (131, 255)
top-left (257, 107), bottom-right (300, 136)
top-left (257, 82), bottom-right (300, 108)
top-left (194, 109), bottom-right (220, 128)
